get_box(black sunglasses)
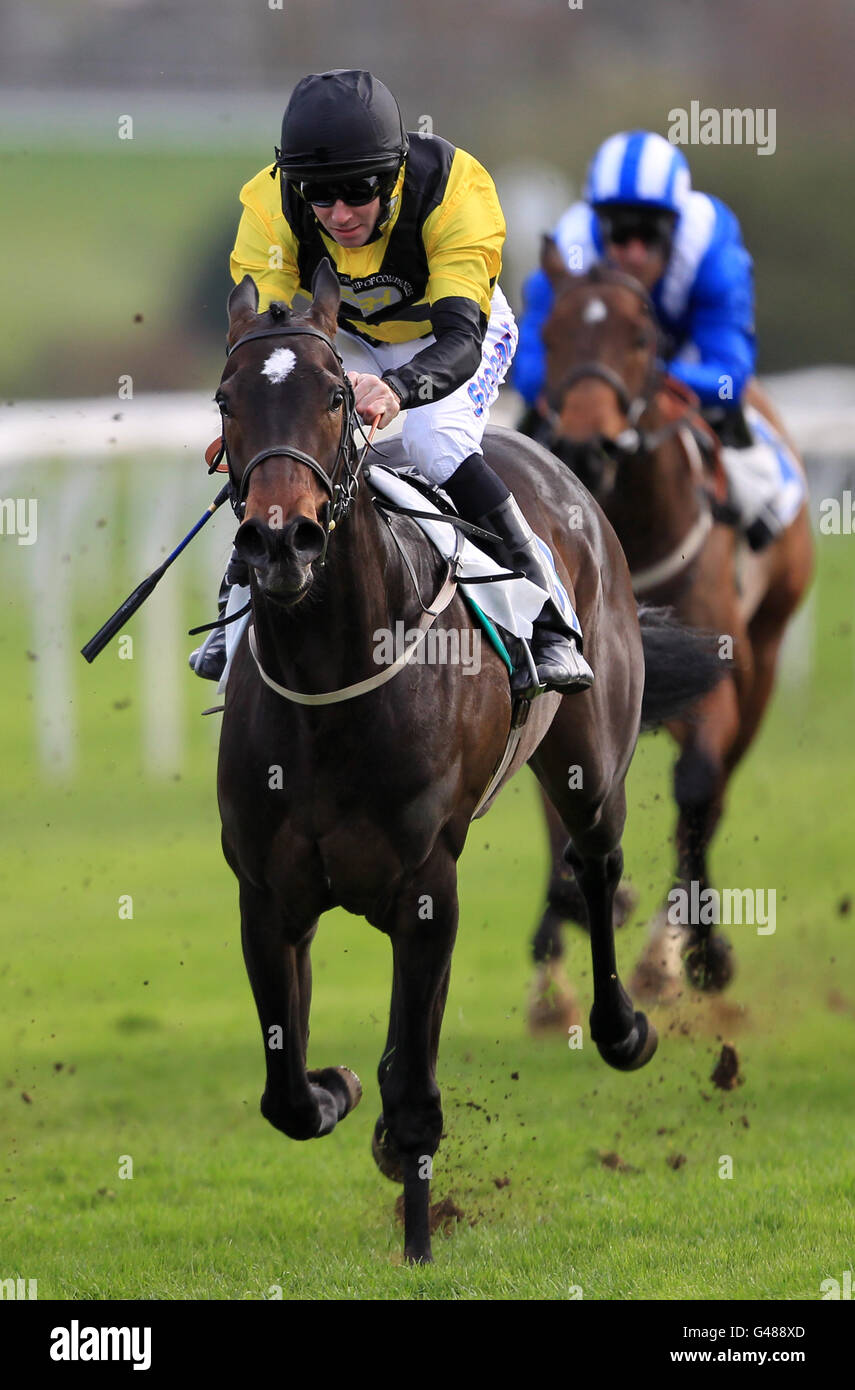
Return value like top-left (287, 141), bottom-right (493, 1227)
top-left (296, 175), bottom-right (384, 208)
top-left (598, 209), bottom-right (676, 250)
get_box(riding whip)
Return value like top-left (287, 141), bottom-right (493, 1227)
top-left (81, 482), bottom-right (232, 662)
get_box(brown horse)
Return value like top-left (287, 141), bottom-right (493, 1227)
top-left (527, 249), bottom-right (813, 1022)
top-left (212, 260), bottom-right (728, 1262)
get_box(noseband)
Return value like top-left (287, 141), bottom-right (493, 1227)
top-left (208, 322), bottom-right (362, 546)
top-left (551, 361), bottom-right (649, 427)
top-left (543, 272), bottom-right (659, 453)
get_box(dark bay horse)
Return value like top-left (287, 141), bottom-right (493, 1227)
top-left (215, 260), bottom-right (724, 1262)
top-left (526, 249), bottom-right (813, 1021)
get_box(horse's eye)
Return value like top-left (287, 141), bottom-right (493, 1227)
top-left (215, 392), bottom-right (230, 417)
top-left (329, 387), bottom-right (345, 411)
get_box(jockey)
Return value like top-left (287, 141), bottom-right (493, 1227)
top-left (513, 130), bottom-right (805, 551)
top-left (191, 69), bottom-right (593, 695)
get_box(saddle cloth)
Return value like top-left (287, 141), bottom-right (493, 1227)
top-left (722, 405), bottom-right (806, 530)
top-left (657, 378), bottom-right (805, 527)
top-left (218, 465), bottom-right (557, 692)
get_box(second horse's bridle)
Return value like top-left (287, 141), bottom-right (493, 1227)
top-left (540, 272), bottom-right (668, 456)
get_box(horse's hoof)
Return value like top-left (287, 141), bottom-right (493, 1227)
top-left (372, 1115), bottom-right (404, 1183)
top-left (629, 958), bottom-right (686, 1006)
top-left (527, 962), bottom-right (582, 1034)
top-left (613, 880), bottom-right (639, 929)
top-left (683, 934), bottom-right (735, 993)
top-left (332, 1065), bottom-right (363, 1111)
top-left (595, 1010), bottom-right (658, 1071)
top-left (307, 1065), bottom-right (363, 1121)
top-left (629, 912), bottom-right (690, 1005)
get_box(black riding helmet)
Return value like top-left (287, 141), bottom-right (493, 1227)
top-left (274, 69), bottom-right (408, 192)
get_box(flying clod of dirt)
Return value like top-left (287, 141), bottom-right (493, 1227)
top-left (394, 1194), bottom-right (465, 1234)
top-left (598, 1150), bottom-right (639, 1174)
top-left (827, 989), bottom-right (855, 1017)
top-left (711, 1043), bottom-right (743, 1091)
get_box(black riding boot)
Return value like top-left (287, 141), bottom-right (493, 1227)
top-left (189, 552), bottom-right (248, 681)
top-left (705, 404), bottom-right (780, 551)
top-left (445, 455), bottom-right (594, 696)
top-left (475, 495), bottom-right (594, 695)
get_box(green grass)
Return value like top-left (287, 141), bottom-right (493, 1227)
top-left (2, 511), bottom-right (854, 1299)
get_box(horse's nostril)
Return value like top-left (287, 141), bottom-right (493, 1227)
top-left (234, 518), bottom-right (270, 568)
top-left (235, 515), bottom-right (324, 574)
top-left (290, 519), bottom-right (325, 562)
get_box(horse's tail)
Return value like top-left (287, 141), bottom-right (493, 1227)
top-left (638, 605), bottom-right (728, 730)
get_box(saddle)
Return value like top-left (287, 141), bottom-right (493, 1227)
top-left (365, 463), bottom-right (552, 673)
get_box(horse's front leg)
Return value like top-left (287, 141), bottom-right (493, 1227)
top-left (671, 670), bottom-right (743, 993)
top-left (376, 849), bottom-right (459, 1265)
top-left (529, 788), bottom-right (638, 1033)
top-left (239, 880), bottom-right (361, 1141)
top-left (630, 672), bottom-right (743, 1002)
top-left (529, 789), bottom-right (583, 1032)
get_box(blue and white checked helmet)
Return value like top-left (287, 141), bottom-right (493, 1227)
top-left (583, 131), bottom-right (691, 218)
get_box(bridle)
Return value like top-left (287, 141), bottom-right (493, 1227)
top-left (203, 315), bottom-right (463, 707)
top-left (540, 272), bottom-right (672, 457)
top-left (538, 272), bottom-right (719, 595)
top-left (208, 321), bottom-right (365, 556)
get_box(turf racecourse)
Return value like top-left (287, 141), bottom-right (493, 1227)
top-left (2, 517), bottom-right (854, 1301)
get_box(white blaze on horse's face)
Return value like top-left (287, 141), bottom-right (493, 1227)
top-left (262, 348), bottom-right (297, 384)
top-left (582, 298), bottom-right (608, 325)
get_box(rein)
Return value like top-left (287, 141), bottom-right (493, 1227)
top-left (211, 317), bottom-right (469, 706)
top-left (539, 273), bottom-right (719, 594)
top-left (540, 364), bottom-right (693, 462)
top-left (248, 565), bottom-right (459, 706)
top-left (541, 270), bottom-right (671, 454)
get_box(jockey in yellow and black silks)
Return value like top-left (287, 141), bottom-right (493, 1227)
top-left (191, 70), bottom-right (592, 695)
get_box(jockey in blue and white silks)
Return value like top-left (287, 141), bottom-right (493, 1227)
top-left (513, 130), bottom-right (804, 549)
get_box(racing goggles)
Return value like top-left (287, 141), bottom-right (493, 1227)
top-left (597, 207), bottom-right (676, 250)
top-left (297, 174), bottom-right (386, 207)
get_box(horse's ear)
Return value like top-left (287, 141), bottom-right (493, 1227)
top-left (540, 235), bottom-right (571, 289)
top-left (227, 275), bottom-right (259, 343)
top-left (307, 258), bottom-right (341, 336)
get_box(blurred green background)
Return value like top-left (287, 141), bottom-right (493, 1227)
top-left (2, 0), bottom-right (854, 398)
